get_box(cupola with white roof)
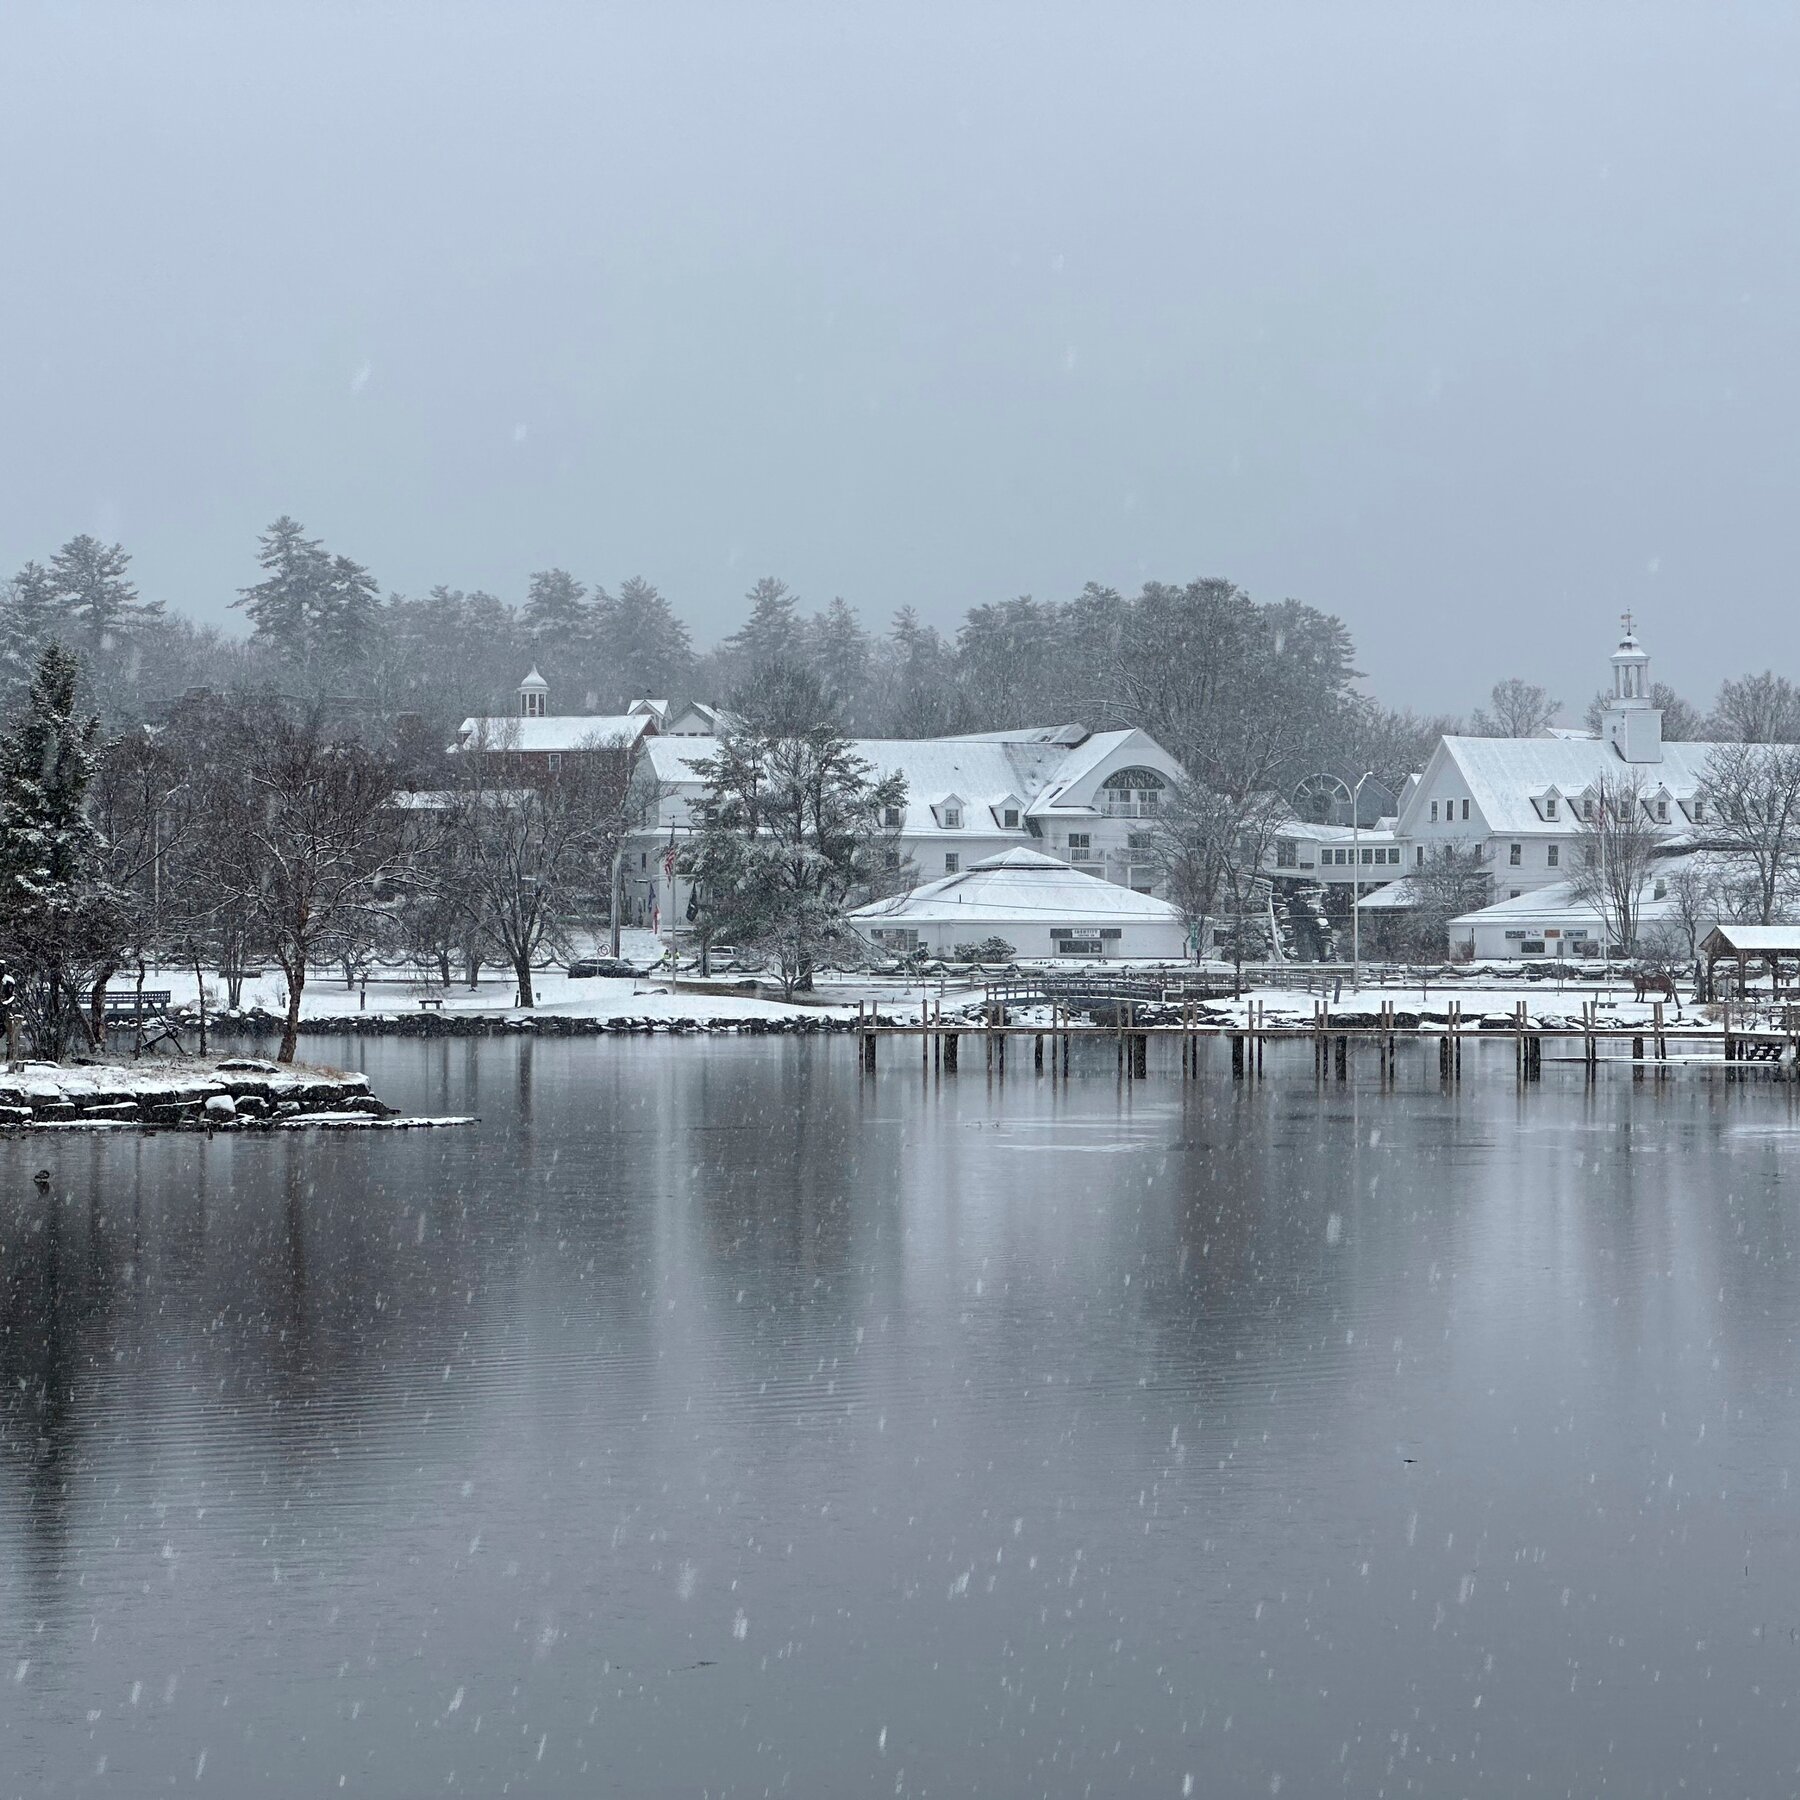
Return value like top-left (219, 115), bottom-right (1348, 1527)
top-left (1599, 615), bottom-right (1662, 764)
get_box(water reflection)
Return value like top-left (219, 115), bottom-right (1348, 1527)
top-left (0, 1039), bottom-right (1797, 1796)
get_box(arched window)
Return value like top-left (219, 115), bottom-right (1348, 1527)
top-left (1101, 767), bottom-right (1166, 816)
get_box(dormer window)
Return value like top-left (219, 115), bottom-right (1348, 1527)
top-left (1003, 807), bottom-right (1019, 829)
top-left (1692, 798), bottom-right (1705, 823)
top-left (1656, 799), bottom-right (1669, 822)
top-left (942, 805), bottom-right (962, 830)
top-left (1544, 795), bottom-right (1558, 820)
top-left (884, 805), bottom-right (902, 828)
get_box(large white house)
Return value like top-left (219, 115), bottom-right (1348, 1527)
top-left (626, 719), bottom-right (1186, 938)
top-left (1389, 625), bottom-right (1726, 904)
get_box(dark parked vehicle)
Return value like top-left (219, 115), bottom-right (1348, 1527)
top-left (566, 958), bottom-right (639, 979)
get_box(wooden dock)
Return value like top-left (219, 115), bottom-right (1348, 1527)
top-left (852, 999), bottom-right (1800, 1084)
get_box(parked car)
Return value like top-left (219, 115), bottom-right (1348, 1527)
top-left (566, 957), bottom-right (639, 979)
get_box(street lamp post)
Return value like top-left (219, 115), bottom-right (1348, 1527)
top-left (1298, 769), bottom-right (1377, 990)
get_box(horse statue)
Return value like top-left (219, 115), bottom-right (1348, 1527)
top-left (1632, 967), bottom-right (1683, 1011)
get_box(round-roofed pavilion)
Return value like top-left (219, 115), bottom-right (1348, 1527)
top-left (849, 847), bottom-right (1189, 960)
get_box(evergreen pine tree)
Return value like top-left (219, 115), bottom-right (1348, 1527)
top-left (312, 553), bottom-right (382, 676)
top-left (523, 569), bottom-right (589, 644)
top-left (0, 644), bottom-right (115, 1056)
top-left (0, 562), bottom-right (64, 705)
top-left (806, 597), bottom-right (870, 726)
top-left (236, 516), bottom-right (329, 664)
top-left (595, 576), bottom-right (694, 702)
top-left (49, 534), bottom-right (161, 655)
top-left (723, 577), bottom-right (802, 674)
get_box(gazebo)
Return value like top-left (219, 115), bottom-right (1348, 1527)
top-left (1700, 924), bottom-right (1800, 1003)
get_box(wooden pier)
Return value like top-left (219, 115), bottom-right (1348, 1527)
top-left (851, 999), bottom-right (1800, 1084)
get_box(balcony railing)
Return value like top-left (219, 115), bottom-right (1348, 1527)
top-left (1101, 798), bottom-right (1160, 818)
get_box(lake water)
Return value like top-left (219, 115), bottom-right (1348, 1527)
top-left (3, 1036), bottom-right (1800, 1797)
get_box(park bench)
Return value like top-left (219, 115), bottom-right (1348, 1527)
top-left (417, 996), bottom-right (446, 1011)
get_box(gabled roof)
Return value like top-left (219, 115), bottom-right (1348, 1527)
top-left (644, 726), bottom-right (1187, 836)
top-left (1404, 736), bottom-right (1728, 836)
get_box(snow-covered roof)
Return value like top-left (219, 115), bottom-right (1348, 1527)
top-left (518, 667), bottom-right (548, 691)
top-left (1451, 850), bottom-right (1722, 930)
top-left (454, 714), bottom-right (653, 754)
top-left (1355, 879), bottom-right (1422, 911)
top-left (1412, 736), bottom-right (1727, 835)
top-left (1277, 819), bottom-right (1399, 844)
top-left (646, 727), bottom-right (1185, 836)
top-left (1702, 923), bottom-right (1800, 954)
top-left (852, 848), bottom-right (1184, 927)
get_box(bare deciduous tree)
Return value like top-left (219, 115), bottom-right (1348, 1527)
top-left (1470, 678), bottom-right (1560, 739)
top-left (1569, 771), bottom-right (1662, 952)
top-left (447, 726), bottom-right (646, 1007)
top-left (1698, 740), bottom-right (1800, 924)
top-left (1706, 671), bottom-right (1800, 744)
top-left (197, 697), bottom-right (417, 1061)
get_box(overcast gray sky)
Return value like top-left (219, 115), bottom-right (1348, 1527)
top-left (4, 2), bottom-right (1798, 713)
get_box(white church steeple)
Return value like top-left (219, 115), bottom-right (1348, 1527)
top-left (1600, 614), bottom-right (1662, 763)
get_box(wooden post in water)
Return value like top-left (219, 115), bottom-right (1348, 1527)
top-left (943, 1026), bottom-right (958, 1073)
top-left (1231, 1033), bottom-right (1245, 1079)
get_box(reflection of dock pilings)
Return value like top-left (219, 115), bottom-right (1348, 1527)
top-left (853, 997), bottom-right (1800, 1087)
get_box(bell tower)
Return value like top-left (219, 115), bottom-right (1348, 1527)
top-left (1600, 615), bottom-right (1662, 763)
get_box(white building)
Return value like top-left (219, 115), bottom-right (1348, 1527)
top-left (453, 671), bottom-right (658, 776)
top-left (628, 720), bottom-right (1187, 937)
top-left (1269, 817), bottom-right (1404, 884)
top-left (849, 848), bottom-right (1191, 961)
top-left (1389, 625), bottom-right (1726, 904)
top-left (1451, 851), bottom-right (1723, 961)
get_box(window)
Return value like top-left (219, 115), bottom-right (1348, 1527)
top-left (546, 752), bottom-right (562, 773)
top-left (942, 806), bottom-right (962, 829)
top-left (1547, 844), bottom-right (1559, 868)
top-left (884, 805), bottom-right (902, 828)
top-left (1544, 796), bottom-right (1558, 819)
top-left (1276, 839), bottom-right (1297, 868)
top-left (1509, 843), bottom-right (1522, 866)
top-left (1692, 799), bottom-right (1705, 822)
top-left (872, 927), bottom-right (919, 952)
top-left (1656, 799), bottom-right (1669, 822)
top-left (1068, 833), bottom-right (1093, 860)
top-left (1100, 768), bottom-right (1166, 816)
top-left (1430, 801), bottom-right (1439, 822)
top-left (1654, 878), bottom-right (1667, 899)
top-left (1002, 808), bottom-right (1019, 829)
top-left (1361, 847), bottom-right (1373, 865)
top-left (944, 853), bottom-right (959, 873)
top-left (1416, 846), bottom-right (1425, 866)
top-left (1461, 798), bottom-right (1470, 821)
top-left (1511, 889), bottom-right (1522, 899)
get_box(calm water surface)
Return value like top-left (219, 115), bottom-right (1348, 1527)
top-left (3, 1037), bottom-right (1800, 1797)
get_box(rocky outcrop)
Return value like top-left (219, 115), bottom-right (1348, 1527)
top-left (0, 1057), bottom-right (406, 1132)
